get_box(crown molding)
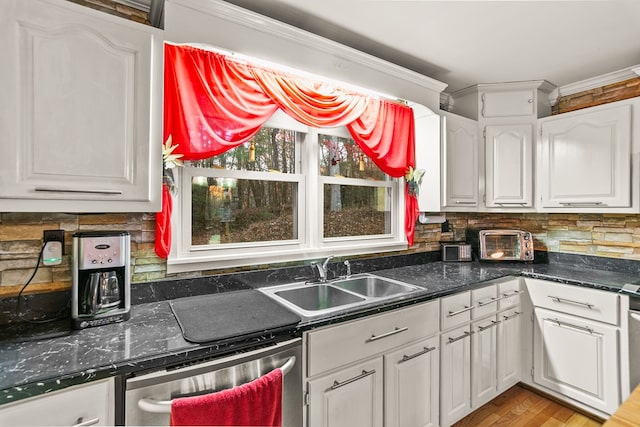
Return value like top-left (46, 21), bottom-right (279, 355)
top-left (167, 0), bottom-right (448, 94)
top-left (557, 64), bottom-right (640, 98)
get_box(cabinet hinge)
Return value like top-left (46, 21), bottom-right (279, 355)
top-left (483, 194), bottom-right (486, 202)
top-left (483, 128), bottom-right (486, 138)
top-left (531, 367), bottom-right (535, 377)
top-left (531, 312), bottom-right (535, 323)
top-left (304, 391), bottom-right (310, 406)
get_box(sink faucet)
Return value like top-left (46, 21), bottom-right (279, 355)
top-left (343, 260), bottom-right (351, 279)
top-left (311, 255), bottom-right (334, 283)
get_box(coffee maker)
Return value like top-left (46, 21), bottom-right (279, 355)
top-left (72, 231), bottom-right (131, 329)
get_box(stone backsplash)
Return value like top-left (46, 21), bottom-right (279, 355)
top-left (2, 211), bottom-right (640, 298)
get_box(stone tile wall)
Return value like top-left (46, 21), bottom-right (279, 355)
top-left (3, 211), bottom-right (640, 297)
top-left (552, 77), bottom-right (640, 114)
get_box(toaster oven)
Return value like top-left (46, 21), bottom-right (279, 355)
top-left (466, 229), bottom-right (534, 262)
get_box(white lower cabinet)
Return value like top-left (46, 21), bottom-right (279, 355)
top-left (497, 308), bottom-right (522, 392)
top-left (471, 316), bottom-right (499, 408)
top-left (0, 378), bottom-right (114, 426)
top-left (307, 358), bottom-right (384, 427)
top-left (384, 336), bottom-right (440, 427)
top-left (440, 279), bottom-right (523, 427)
top-left (305, 301), bottom-right (440, 427)
top-left (533, 307), bottom-right (620, 414)
top-left (440, 325), bottom-right (472, 427)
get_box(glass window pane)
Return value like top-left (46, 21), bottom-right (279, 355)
top-left (323, 184), bottom-right (391, 238)
top-left (319, 134), bottom-right (386, 180)
top-left (188, 127), bottom-right (299, 173)
top-left (192, 177), bottom-right (298, 245)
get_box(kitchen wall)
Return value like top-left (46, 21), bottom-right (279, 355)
top-left (1, 0), bottom-right (639, 298)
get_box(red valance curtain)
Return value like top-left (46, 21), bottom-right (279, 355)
top-left (156, 43), bottom-right (418, 258)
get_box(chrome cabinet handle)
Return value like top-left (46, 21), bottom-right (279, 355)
top-left (447, 331), bottom-right (473, 344)
top-left (547, 318), bottom-right (594, 334)
top-left (558, 202), bottom-right (606, 207)
top-left (481, 93), bottom-right (486, 117)
top-left (35, 187), bottom-right (123, 195)
top-left (447, 305), bottom-right (475, 317)
top-left (477, 297), bottom-right (498, 307)
top-left (366, 327), bottom-right (408, 343)
top-left (503, 312), bottom-right (521, 321)
top-left (501, 290), bottom-right (522, 298)
top-left (330, 369), bottom-right (376, 390)
top-left (477, 320), bottom-right (500, 331)
top-left (494, 202), bottom-right (527, 206)
top-left (548, 295), bottom-right (594, 309)
top-left (72, 418), bottom-right (100, 427)
top-left (455, 201), bottom-right (477, 205)
top-left (399, 346), bottom-right (436, 364)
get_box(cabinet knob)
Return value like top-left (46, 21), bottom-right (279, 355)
top-left (528, 99), bottom-right (533, 103)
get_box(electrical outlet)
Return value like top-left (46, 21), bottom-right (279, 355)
top-left (43, 230), bottom-right (64, 266)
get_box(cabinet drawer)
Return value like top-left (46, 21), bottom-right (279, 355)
top-left (472, 285), bottom-right (498, 319)
top-left (526, 278), bottom-right (619, 325)
top-left (441, 291), bottom-right (472, 330)
top-left (498, 279), bottom-right (522, 310)
top-left (307, 301), bottom-right (439, 377)
top-left (0, 378), bottom-right (113, 426)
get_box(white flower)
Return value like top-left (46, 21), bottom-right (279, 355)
top-left (162, 135), bottom-right (184, 169)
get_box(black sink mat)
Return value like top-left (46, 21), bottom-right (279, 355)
top-left (169, 290), bottom-right (300, 343)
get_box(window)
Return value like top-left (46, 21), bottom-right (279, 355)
top-left (170, 110), bottom-right (406, 273)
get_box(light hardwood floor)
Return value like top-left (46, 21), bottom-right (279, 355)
top-left (452, 385), bottom-right (604, 427)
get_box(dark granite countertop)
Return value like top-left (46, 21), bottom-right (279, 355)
top-left (1, 258), bottom-right (638, 405)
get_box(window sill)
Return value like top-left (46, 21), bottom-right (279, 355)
top-left (166, 241), bottom-right (408, 274)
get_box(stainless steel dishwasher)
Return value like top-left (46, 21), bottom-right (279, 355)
top-left (124, 338), bottom-right (302, 426)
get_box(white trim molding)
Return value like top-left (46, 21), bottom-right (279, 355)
top-left (555, 64), bottom-right (640, 99)
top-left (165, 0), bottom-right (447, 109)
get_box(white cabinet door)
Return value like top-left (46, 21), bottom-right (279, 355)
top-left (413, 103), bottom-right (441, 212)
top-left (533, 307), bottom-right (620, 414)
top-left (485, 124), bottom-right (533, 207)
top-left (539, 103), bottom-right (631, 209)
top-left (440, 325), bottom-right (472, 427)
top-left (384, 336), bottom-right (439, 427)
top-left (497, 309), bottom-right (522, 392)
top-left (480, 89), bottom-right (535, 118)
top-left (442, 113), bottom-right (479, 209)
top-left (0, 0), bottom-right (162, 212)
top-left (471, 316), bottom-right (499, 408)
top-left (307, 358), bottom-right (383, 427)
top-left (0, 379), bottom-right (113, 426)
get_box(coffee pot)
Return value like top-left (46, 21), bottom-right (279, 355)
top-left (83, 271), bottom-right (121, 315)
top-left (72, 231), bottom-right (131, 329)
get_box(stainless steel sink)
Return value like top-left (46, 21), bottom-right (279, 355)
top-left (260, 274), bottom-right (420, 320)
top-left (274, 284), bottom-right (365, 311)
top-left (331, 275), bottom-right (416, 298)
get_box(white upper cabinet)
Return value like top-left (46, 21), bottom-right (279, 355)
top-left (481, 89), bottom-right (535, 118)
top-left (441, 113), bottom-right (480, 210)
top-left (485, 124), bottom-right (533, 207)
top-left (538, 103), bottom-right (632, 210)
top-left (413, 103), bottom-right (442, 212)
top-left (0, 0), bottom-right (162, 212)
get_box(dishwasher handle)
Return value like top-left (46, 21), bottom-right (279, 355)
top-left (137, 356), bottom-right (296, 414)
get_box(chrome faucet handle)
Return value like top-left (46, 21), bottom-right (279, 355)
top-left (322, 255), bottom-right (335, 269)
top-left (343, 260), bottom-right (351, 278)
top-left (311, 261), bottom-right (326, 283)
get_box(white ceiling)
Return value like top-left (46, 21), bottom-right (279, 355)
top-left (223, 0), bottom-right (640, 94)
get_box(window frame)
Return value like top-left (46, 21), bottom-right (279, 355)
top-left (167, 110), bottom-right (407, 274)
